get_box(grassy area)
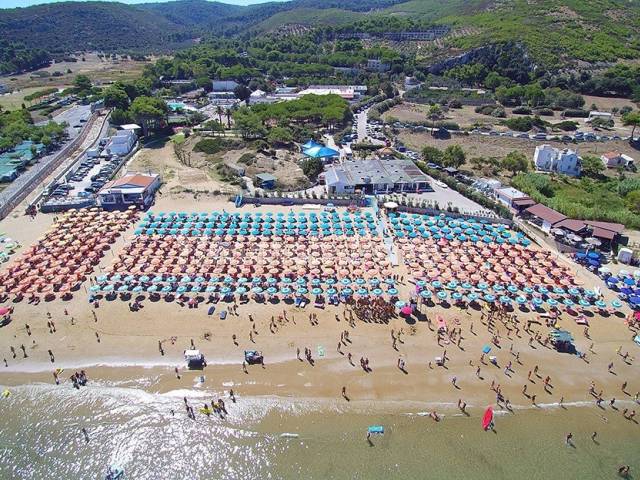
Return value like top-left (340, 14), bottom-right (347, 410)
top-left (0, 87), bottom-right (63, 110)
top-left (512, 172), bottom-right (640, 228)
top-left (170, 133), bottom-right (186, 145)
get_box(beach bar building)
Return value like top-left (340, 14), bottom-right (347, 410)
top-left (324, 158), bottom-right (431, 194)
top-left (97, 173), bottom-right (161, 211)
top-left (522, 203), bottom-right (566, 233)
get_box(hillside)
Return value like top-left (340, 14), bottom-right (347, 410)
top-left (387, 0), bottom-right (640, 67)
top-left (251, 8), bottom-right (365, 34)
top-left (0, 1), bottom-right (189, 54)
top-left (0, 0), bottom-right (639, 71)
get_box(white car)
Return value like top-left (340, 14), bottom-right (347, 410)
top-left (434, 180), bottom-right (448, 189)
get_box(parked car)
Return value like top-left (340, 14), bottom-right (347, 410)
top-left (434, 180), bottom-right (448, 189)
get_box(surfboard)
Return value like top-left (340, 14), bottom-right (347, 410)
top-left (482, 406), bottom-right (493, 430)
top-left (280, 433), bottom-right (299, 438)
top-left (2, 389), bottom-right (10, 398)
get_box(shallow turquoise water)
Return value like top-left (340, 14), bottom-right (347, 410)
top-left (0, 381), bottom-right (638, 479)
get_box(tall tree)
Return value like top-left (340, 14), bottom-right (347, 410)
top-left (129, 96), bottom-right (168, 135)
top-left (622, 111), bottom-right (640, 140)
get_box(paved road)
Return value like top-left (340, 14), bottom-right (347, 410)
top-left (0, 106), bottom-right (91, 211)
top-left (356, 110), bottom-right (368, 142)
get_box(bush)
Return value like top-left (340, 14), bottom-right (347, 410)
top-left (534, 107), bottom-right (554, 116)
top-left (491, 106), bottom-right (506, 118)
top-left (553, 120), bottom-right (579, 131)
top-left (502, 115), bottom-right (548, 132)
top-left (563, 109), bottom-right (589, 118)
top-left (474, 105), bottom-right (496, 115)
top-left (512, 106), bottom-right (532, 115)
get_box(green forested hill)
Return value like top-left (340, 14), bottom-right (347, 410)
top-left (0, 0), bottom-right (639, 72)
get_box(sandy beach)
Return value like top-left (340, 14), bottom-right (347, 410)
top-left (0, 192), bottom-right (638, 479)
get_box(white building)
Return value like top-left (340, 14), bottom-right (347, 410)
top-left (97, 173), bottom-right (161, 210)
top-left (533, 144), bottom-right (581, 177)
top-left (600, 151), bottom-right (634, 168)
top-left (324, 159), bottom-right (431, 194)
top-left (587, 111), bottom-right (612, 122)
top-left (105, 130), bottom-right (137, 156)
top-left (494, 187), bottom-right (528, 208)
top-left (298, 85), bottom-right (359, 101)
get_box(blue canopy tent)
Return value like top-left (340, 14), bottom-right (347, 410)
top-left (303, 145), bottom-right (339, 159)
top-left (301, 139), bottom-right (322, 151)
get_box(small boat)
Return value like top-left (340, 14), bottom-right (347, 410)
top-left (482, 406), bottom-right (494, 431)
top-left (105, 465), bottom-right (124, 480)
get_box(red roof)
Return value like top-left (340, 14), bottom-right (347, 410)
top-left (584, 220), bottom-right (624, 235)
top-left (524, 204), bottom-right (566, 225)
top-left (102, 174), bottom-right (157, 190)
top-left (555, 219), bottom-right (586, 232)
top-left (601, 151), bottom-right (620, 160)
top-left (591, 227), bottom-right (615, 240)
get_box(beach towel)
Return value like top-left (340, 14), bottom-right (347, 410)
top-left (575, 316), bottom-right (588, 325)
top-left (317, 345), bottom-right (325, 357)
top-left (219, 310), bottom-right (227, 320)
top-left (207, 306), bottom-right (215, 316)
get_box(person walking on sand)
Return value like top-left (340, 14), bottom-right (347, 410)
top-left (591, 431), bottom-right (598, 442)
top-left (565, 432), bottom-right (573, 445)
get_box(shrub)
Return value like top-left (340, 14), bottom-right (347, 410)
top-left (563, 109), bottom-right (589, 118)
top-left (553, 120), bottom-right (579, 131)
top-left (534, 107), bottom-right (554, 116)
top-left (512, 106), bottom-right (532, 115)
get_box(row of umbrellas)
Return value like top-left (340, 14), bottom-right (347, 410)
top-left (136, 211), bottom-right (379, 237)
top-left (0, 209), bottom-right (137, 297)
top-left (388, 213), bottom-right (531, 246)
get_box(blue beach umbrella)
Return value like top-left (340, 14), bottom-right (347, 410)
top-left (467, 292), bottom-right (479, 302)
top-left (484, 294), bottom-right (496, 303)
top-left (327, 288), bottom-right (338, 295)
top-left (252, 286), bottom-right (264, 294)
top-left (437, 291), bottom-right (448, 300)
top-left (387, 288), bottom-right (399, 296)
top-left (296, 287), bottom-right (308, 295)
top-left (547, 298), bottom-right (558, 307)
top-left (89, 285), bottom-right (100, 292)
top-left (146, 285), bottom-right (158, 293)
top-left (611, 299), bottom-right (622, 309)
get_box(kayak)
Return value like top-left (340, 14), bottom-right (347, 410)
top-left (482, 406), bottom-right (493, 430)
top-left (368, 425), bottom-right (384, 434)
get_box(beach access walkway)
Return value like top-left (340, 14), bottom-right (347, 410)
top-left (369, 195), bottom-right (398, 267)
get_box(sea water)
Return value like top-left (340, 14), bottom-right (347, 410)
top-left (0, 380), bottom-right (638, 479)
